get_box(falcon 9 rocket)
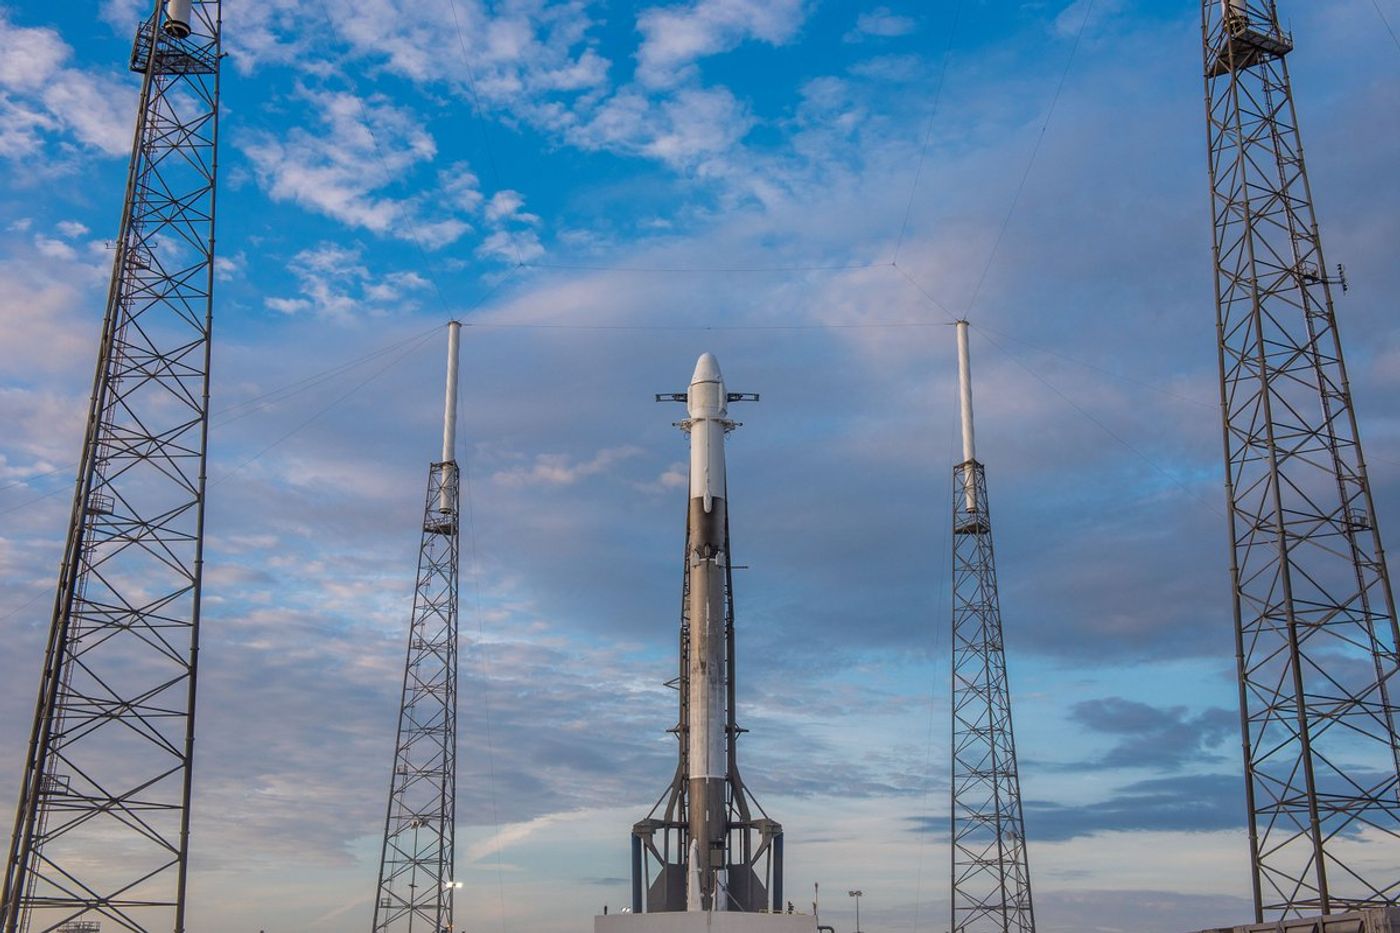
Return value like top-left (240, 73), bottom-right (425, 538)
top-left (628, 353), bottom-right (783, 916)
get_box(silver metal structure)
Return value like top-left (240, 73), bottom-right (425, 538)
top-left (949, 322), bottom-right (1035, 933)
top-left (1202, 0), bottom-right (1400, 919)
top-left (373, 323), bottom-right (462, 933)
top-left (1, 2), bottom-right (222, 930)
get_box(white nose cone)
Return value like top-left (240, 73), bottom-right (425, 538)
top-left (686, 353), bottom-right (728, 511)
top-left (692, 351), bottom-right (721, 384)
top-left (687, 352), bottom-right (726, 421)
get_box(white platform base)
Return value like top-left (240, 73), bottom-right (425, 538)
top-left (1189, 907), bottom-right (1400, 933)
top-left (596, 912), bottom-right (819, 933)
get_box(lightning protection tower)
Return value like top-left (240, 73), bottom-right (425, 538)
top-left (949, 322), bottom-right (1035, 933)
top-left (1202, 0), bottom-right (1400, 919)
top-left (373, 322), bottom-right (463, 933)
top-left (1, 2), bottom-right (222, 931)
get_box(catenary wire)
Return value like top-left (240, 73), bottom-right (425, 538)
top-left (207, 327), bottom-right (444, 486)
top-left (453, 360), bottom-right (509, 933)
top-left (911, 363), bottom-right (961, 933)
top-left (891, 262), bottom-right (960, 321)
top-left (970, 321), bottom-right (1218, 410)
top-left (444, 0), bottom-right (526, 271)
top-left (460, 317), bottom-right (946, 331)
top-left (0, 588), bottom-right (52, 626)
top-left (0, 323), bottom-right (447, 507)
top-left (308, 0), bottom-right (511, 316)
top-left (1370, 0), bottom-right (1400, 53)
top-left (519, 260), bottom-right (890, 273)
top-left (893, 0), bottom-right (968, 265)
top-left (973, 326), bottom-right (1226, 519)
top-left (964, 0), bottom-right (1096, 315)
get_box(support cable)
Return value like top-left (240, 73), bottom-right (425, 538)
top-left (911, 360), bottom-right (961, 933)
top-left (893, 0), bottom-right (967, 264)
top-left (519, 261), bottom-right (890, 274)
top-left (973, 326), bottom-right (1226, 519)
top-left (443, 0), bottom-right (526, 269)
top-left (454, 347), bottom-right (511, 933)
top-left (964, 0), bottom-right (1096, 315)
top-left (308, 0), bottom-right (523, 312)
top-left (970, 322), bottom-right (1217, 410)
top-left (207, 328), bottom-right (442, 486)
top-left (1369, 0), bottom-right (1400, 54)
top-left (0, 323), bottom-right (448, 513)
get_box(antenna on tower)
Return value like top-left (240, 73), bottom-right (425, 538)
top-left (949, 322), bottom-right (1036, 933)
top-left (956, 320), bottom-right (977, 513)
top-left (372, 322), bottom-right (463, 932)
top-left (1, 1), bottom-right (223, 929)
top-left (1202, 0), bottom-right (1400, 919)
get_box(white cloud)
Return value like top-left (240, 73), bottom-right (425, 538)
top-left (656, 462), bottom-right (687, 489)
top-left (0, 13), bottom-right (68, 89)
top-left (653, 86), bottom-right (754, 166)
top-left (473, 189), bottom-right (545, 262)
top-left (265, 296), bottom-right (311, 315)
top-left (1052, 0), bottom-right (1120, 38)
top-left (215, 251), bottom-right (247, 282)
top-left (485, 190), bottom-right (530, 224)
top-left (41, 70), bottom-right (132, 155)
top-left (491, 446), bottom-right (643, 488)
top-left (465, 811), bottom-right (592, 864)
top-left (568, 85), bottom-right (753, 171)
top-left (413, 217), bottom-right (474, 250)
top-left (848, 52), bottom-right (923, 82)
top-left (55, 220), bottom-right (88, 238)
top-left (0, 11), bottom-right (133, 160)
top-left (476, 228), bottom-right (545, 264)
top-left (33, 234), bottom-right (75, 260)
top-left (363, 270), bottom-right (429, 302)
top-left (241, 87), bottom-right (469, 247)
top-left (264, 242), bottom-right (433, 319)
top-left (845, 6), bottom-right (917, 42)
top-left (439, 161), bottom-right (485, 213)
top-left (0, 255), bottom-right (100, 381)
top-left (635, 0), bottom-right (806, 87)
top-left (208, 0), bottom-right (611, 110)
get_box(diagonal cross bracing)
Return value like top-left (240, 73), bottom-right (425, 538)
top-left (950, 461), bottom-right (1035, 933)
top-left (1202, 0), bottom-right (1400, 919)
top-left (0, 2), bottom-right (222, 931)
top-left (373, 463), bottom-right (461, 933)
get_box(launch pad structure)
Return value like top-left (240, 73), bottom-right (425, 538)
top-left (1191, 907), bottom-right (1400, 933)
top-left (0, 0), bottom-right (1397, 927)
top-left (598, 913), bottom-right (818, 933)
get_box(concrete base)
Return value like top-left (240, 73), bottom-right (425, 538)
top-left (596, 913), bottom-right (819, 933)
top-left (1190, 908), bottom-right (1400, 933)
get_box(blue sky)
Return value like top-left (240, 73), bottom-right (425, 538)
top-left (1, 0), bottom-right (1399, 930)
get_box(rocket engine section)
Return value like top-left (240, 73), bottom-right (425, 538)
top-left (631, 354), bottom-right (783, 916)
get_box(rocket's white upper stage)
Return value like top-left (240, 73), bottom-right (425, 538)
top-left (686, 352), bottom-right (729, 511)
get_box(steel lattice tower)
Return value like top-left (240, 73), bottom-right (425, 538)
top-left (373, 323), bottom-right (463, 933)
top-left (949, 322), bottom-right (1035, 933)
top-left (1202, 0), bottom-right (1400, 920)
top-left (1, 2), bottom-right (222, 931)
